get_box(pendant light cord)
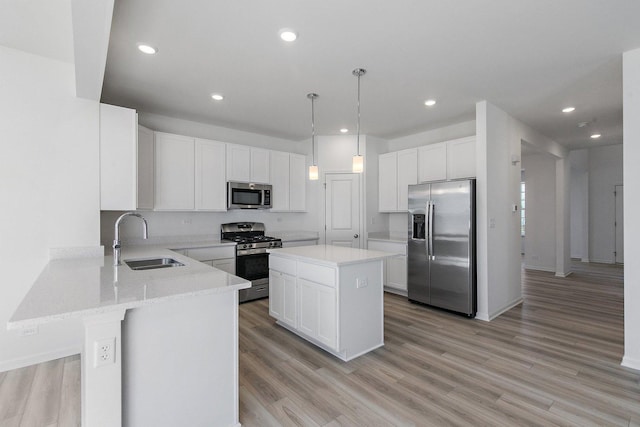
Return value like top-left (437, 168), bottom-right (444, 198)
top-left (307, 93), bottom-right (318, 166)
top-left (352, 68), bottom-right (366, 156)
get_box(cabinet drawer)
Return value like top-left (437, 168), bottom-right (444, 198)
top-left (297, 262), bottom-right (335, 288)
top-left (184, 246), bottom-right (235, 261)
top-left (269, 256), bottom-right (296, 276)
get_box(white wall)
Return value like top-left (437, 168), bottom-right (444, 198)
top-left (588, 144), bottom-right (623, 263)
top-left (522, 153), bottom-right (557, 272)
top-left (0, 45), bottom-right (101, 370)
top-left (138, 112), bottom-right (304, 154)
top-left (622, 47), bottom-right (640, 370)
top-left (569, 149), bottom-right (589, 260)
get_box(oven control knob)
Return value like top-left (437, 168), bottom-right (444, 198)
top-left (243, 244), bottom-right (249, 249)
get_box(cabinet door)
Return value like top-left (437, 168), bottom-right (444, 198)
top-left (397, 149), bottom-right (418, 211)
top-left (289, 153), bottom-right (306, 211)
top-left (387, 255), bottom-right (407, 291)
top-left (378, 152), bottom-right (398, 211)
top-left (99, 103), bottom-right (138, 210)
top-left (211, 258), bottom-right (236, 275)
top-left (155, 133), bottom-right (195, 210)
top-left (250, 148), bottom-right (270, 183)
top-left (418, 143), bottom-right (447, 183)
top-left (298, 278), bottom-right (337, 349)
top-left (315, 284), bottom-right (337, 348)
top-left (282, 273), bottom-right (297, 327)
top-left (195, 139), bottom-right (226, 211)
top-left (446, 136), bottom-right (476, 179)
top-left (226, 144), bottom-right (251, 182)
top-left (137, 125), bottom-right (154, 209)
top-left (269, 271), bottom-right (285, 321)
top-left (269, 151), bottom-right (290, 211)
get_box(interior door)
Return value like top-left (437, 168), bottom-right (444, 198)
top-left (615, 185), bottom-right (624, 263)
top-left (325, 173), bottom-right (361, 248)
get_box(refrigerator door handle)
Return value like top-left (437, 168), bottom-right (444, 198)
top-left (429, 201), bottom-right (434, 260)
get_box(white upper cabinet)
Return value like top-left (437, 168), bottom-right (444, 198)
top-left (378, 149), bottom-right (417, 212)
top-left (446, 136), bottom-right (476, 179)
top-left (270, 150), bottom-right (290, 211)
top-left (195, 138), bottom-right (226, 211)
top-left (154, 132), bottom-right (195, 210)
top-left (397, 149), bottom-right (418, 211)
top-left (100, 103), bottom-right (153, 210)
top-left (226, 144), bottom-right (270, 183)
top-left (250, 148), bottom-right (270, 184)
top-left (270, 151), bottom-right (306, 212)
top-left (289, 153), bottom-right (306, 211)
top-left (418, 143), bottom-right (447, 183)
top-left (378, 152), bottom-right (398, 212)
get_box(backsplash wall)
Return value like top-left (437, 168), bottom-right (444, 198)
top-left (100, 210), bottom-right (316, 250)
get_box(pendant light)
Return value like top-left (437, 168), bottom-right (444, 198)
top-left (352, 68), bottom-right (366, 173)
top-left (307, 93), bottom-right (319, 180)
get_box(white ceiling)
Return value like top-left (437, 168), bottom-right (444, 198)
top-left (101, 0), bottom-right (640, 149)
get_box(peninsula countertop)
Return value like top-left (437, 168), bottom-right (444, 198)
top-left (9, 246), bottom-right (250, 330)
top-left (268, 244), bottom-right (392, 267)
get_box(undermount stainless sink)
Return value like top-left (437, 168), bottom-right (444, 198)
top-left (124, 257), bottom-right (185, 271)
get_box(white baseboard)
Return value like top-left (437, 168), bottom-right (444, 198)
top-left (581, 258), bottom-right (590, 263)
top-left (0, 345), bottom-right (81, 373)
top-left (555, 271), bottom-right (573, 278)
top-left (523, 265), bottom-right (555, 273)
top-left (489, 297), bottom-right (524, 321)
top-left (384, 287), bottom-right (407, 297)
top-left (622, 355), bottom-right (640, 371)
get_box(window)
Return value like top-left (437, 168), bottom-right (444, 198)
top-left (520, 181), bottom-right (526, 237)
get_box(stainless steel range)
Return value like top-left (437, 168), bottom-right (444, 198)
top-left (221, 222), bottom-right (282, 303)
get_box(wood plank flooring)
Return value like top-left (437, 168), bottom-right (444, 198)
top-left (2, 262), bottom-right (638, 426)
top-left (239, 262), bottom-right (639, 426)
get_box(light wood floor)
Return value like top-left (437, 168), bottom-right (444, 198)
top-left (3, 262), bottom-right (638, 426)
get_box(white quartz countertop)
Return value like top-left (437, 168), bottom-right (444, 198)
top-left (9, 247), bottom-right (250, 330)
top-left (268, 244), bottom-right (392, 267)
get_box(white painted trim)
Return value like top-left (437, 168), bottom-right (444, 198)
top-left (555, 271), bottom-right (573, 278)
top-left (523, 265), bottom-right (555, 273)
top-left (484, 297), bottom-right (524, 321)
top-left (622, 355), bottom-right (640, 371)
top-left (0, 345), bottom-right (80, 373)
top-left (383, 288), bottom-right (407, 297)
top-left (475, 311), bottom-right (490, 322)
top-left (581, 258), bottom-right (590, 263)
top-left (590, 258), bottom-right (616, 264)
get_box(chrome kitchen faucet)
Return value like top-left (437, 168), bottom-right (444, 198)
top-left (113, 212), bottom-right (149, 266)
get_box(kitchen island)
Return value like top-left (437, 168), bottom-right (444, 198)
top-left (9, 246), bottom-right (249, 427)
top-left (268, 245), bottom-right (391, 361)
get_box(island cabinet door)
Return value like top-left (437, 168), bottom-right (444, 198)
top-left (298, 278), bottom-right (337, 350)
top-left (269, 270), bottom-right (297, 328)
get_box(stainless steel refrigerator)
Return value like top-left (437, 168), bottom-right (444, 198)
top-left (408, 179), bottom-right (476, 317)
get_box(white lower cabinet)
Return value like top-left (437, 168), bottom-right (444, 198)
top-left (298, 278), bottom-right (337, 349)
top-left (269, 251), bottom-right (384, 361)
top-left (367, 240), bottom-right (408, 292)
top-left (269, 270), bottom-right (297, 328)
top-left (178, 246), bottom-right (236, 275)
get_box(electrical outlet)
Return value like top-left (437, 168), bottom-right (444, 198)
top-left (20, 325), bottom-right (39, 336)
top-left (94, 337), bottom-right (116, 368)
top-left (356, 278), bottom-right (368, 288)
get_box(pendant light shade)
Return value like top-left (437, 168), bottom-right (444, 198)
top-left (307, 93), bottom-right (319, 180)
top-left (352, 68), bottom-right (366, 173)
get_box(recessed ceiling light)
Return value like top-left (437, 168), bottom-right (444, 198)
top-left (562, 107), bottom-right (576, 113)
top-left (279, 29), bottom-right (298, 42)
top-left (137, 44), bottom-right (157, 55)
top-left (424, 99), bottom-right (436, 107)
top-left (590, 133), bottom-right (601, 139)
top-left (340, 128), bottom-right (349, 133)
top-left (211, 94), bottom-right (224, 101)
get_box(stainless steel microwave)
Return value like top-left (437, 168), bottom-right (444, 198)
top-left (227, 181), bottom-right (272, 209)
